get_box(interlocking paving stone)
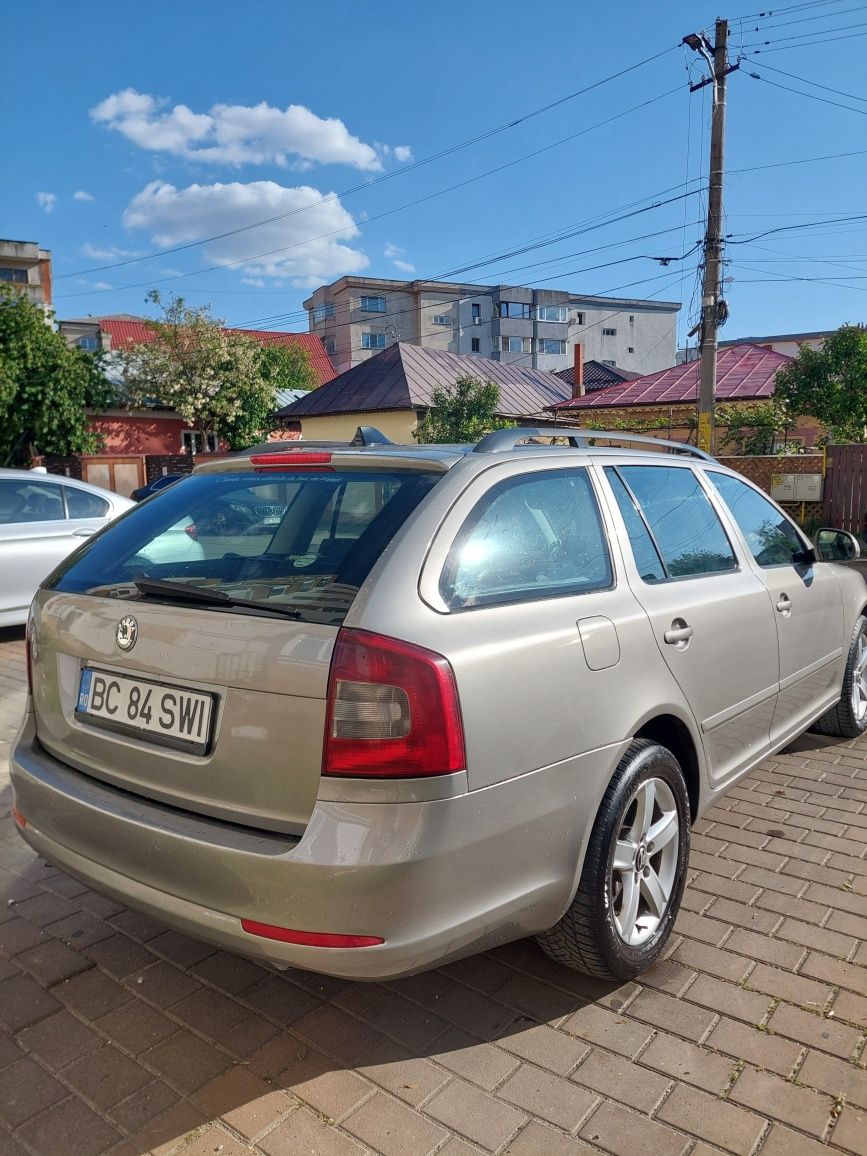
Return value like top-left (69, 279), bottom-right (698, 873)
top-left (1, 626), bottom-right (867, 1155)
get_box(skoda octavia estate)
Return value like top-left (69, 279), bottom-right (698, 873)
top-left (11, 429), bottom-right (867, 981)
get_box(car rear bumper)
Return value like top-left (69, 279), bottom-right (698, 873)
top-left (11, 716), bottom-right (622, 979)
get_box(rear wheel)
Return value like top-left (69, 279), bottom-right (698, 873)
top-left (811, 614), bottom-right (867, 739)
top-left (536, 739), bottom-right (690, 980)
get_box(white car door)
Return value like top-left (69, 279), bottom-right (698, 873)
top-left (0, 478), bottom-right (76, 625)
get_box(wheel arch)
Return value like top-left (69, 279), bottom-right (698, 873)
top-left (634, 713), bottom-right (702, 823)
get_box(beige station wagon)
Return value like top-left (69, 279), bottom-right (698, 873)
top-left (11, 429), bottom-right (867, 981)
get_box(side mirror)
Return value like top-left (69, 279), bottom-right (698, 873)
top-left (814, 528), bottom-right (861, 563)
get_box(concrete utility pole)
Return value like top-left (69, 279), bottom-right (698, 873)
top-left (685, 19), bottom-right (731, 454)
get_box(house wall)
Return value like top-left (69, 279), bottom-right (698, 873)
top-left (294, 410), bottom-right (418, 445)
top-left (89, 413), bottom-right (189, 455)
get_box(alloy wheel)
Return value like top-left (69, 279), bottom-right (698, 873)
top-left (851, 629), bottom-right (867, 723)
top-left (610, 776), bottom-right (680, 947)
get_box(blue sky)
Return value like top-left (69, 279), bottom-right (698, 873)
top-left (4, 0), bottom-right (867, 354)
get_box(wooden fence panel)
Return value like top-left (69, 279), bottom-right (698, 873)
top-left (824, 445), bottom-right (867, 533)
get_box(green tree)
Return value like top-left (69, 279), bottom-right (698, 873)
top-left (258, 341), bottom-right (318, 394)
top-left (0, 286), bottom-right (112, 466)
top-left (118, 291), bottom-right (283, 451)
top-left (715, 400), bottom-right (791, 456)
top-left (414, 375), bottom-right (514, 444)
top-left (774, 324), bottom-right (867, 443)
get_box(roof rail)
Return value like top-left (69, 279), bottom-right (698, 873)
top-left (472, 427), bottom-right (715, 462)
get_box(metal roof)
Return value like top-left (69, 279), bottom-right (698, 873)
top-left (277, 343), bottom-right (572, 419)
top-left (69, 318), bottom-right (337, 386)
top-left (550, 343), bottom-right (791, 410)
top-left (555, 360), bottom-right (642, 393)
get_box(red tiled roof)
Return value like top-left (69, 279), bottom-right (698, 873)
top-left (97, 319), bottom-right (336, 386)
top-left (550, 343), bottom-right (792, 410)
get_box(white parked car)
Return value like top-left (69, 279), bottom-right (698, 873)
top-left (0, 470), bottom-right (134, 627)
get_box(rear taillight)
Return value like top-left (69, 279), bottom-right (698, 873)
top-left (323, 629), bottom-right (466, 779)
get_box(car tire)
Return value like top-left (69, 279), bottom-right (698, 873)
top-left (536, 739), bottom-right (690, 981)
top-left (811, 614), bottom-right (867, 739)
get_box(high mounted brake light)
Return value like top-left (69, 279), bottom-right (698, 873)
top-left (249, 451), bottom-right (333, 468)
top-left (323, 628), bottom-right (466, 779)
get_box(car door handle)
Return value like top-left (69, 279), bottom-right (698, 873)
top-left (776, 594), bottom-right (792, 614)
top-left (664, 621), bottom-right (694, 645)
top-left (72, 528), bottom-right (95, 538)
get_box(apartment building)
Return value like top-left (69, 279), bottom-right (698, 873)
top-left (305, 276), bottom-right (680, 375)
top-left (0, 239), bottom-right (52, 312)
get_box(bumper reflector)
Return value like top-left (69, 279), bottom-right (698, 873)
top-left (11, 806), bottom-right (26, 828)
top-left (240, 919), bottom-right (383, 948)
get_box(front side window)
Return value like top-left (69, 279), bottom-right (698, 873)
top-left (708, 470), bottom-right (805, 567)
top-left (0, 479), bottom-right (65, 523)
top-left (441, 468), bottom-right (612, 609)
top-left (65, 487), bottom-right (109, 519)
top-left (361, 332), bottom-right (387, 350)
top-left (605, 469), bottom-right (666, 583)
top-left (360, 295), bottom-right (387, 313)
top-left (617, 465), bottom-right (737, 579)
top-left (49, 469), bottom-right (440, 626)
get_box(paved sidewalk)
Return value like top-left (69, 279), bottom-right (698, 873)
top-left (0, 625), bottom-right (865, 1156)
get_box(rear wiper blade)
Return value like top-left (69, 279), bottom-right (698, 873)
top-left (133, 575), bottom-right (303, 619)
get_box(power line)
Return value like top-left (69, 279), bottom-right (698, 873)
top-left (732, 0), bottom-right (857, 24)
top-left (58, 44), bottom-right (680, 282)
top-left (728, 212), bottom-right (867, 244)
top-left (737, 2), bottom-right (867, 33)
top-left (743, 58), bottom-right (867, 101)
top-left (742, 15), bottom-right (867, 43)
top-left (745, 26), bottom-right (867, 49)
top-left (731, 262), bottom-right (867, 291)
top-left (747, 67), bottom-right (867, 113)
top-left (55, 85), bottom-right (683, 302)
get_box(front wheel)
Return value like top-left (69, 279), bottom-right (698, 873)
top-left (811, 614), bottom-right (867, 739)
top-left (536, 739), bottom-right (690, 980)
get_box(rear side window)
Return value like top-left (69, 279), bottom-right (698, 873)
top-left (440, 468), bottom-right (612, 609)
top-left (0, 479), bottom-right (65, 523)
top-left (49, 469), bottom-right (440, 625)
top-left (708, 470), bottom-right (805, 567)
top-left (65, 487), bottom-right (110, 519)
top-left (616, 465), bottom-right (738, 579)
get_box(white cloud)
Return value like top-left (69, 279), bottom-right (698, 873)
top-left (241, 277), bottom-right (267, 288)
top-left (123, 179), bottom-right (369, 287)
top-left (36, 191), bottom-right (56, 213)
top-left (76, 279), bottom-right (113, 290)
top-left (91, 88), bottom-right (404, 173)
top-left (74, 190), bottom-right (95, 202)
top-left (81, 242), bottom-right (144, 260)
top-left (384, 242), bottom-right (415, 274)
top-left (394, 146), bottom-right (413, 163)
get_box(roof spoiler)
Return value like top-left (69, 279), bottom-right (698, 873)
top-left (473, 427), bottom-right (715, 462)
top-left (238, 427), bottom-right (393, 455)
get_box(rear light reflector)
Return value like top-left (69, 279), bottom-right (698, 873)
top-left (184, 523), bottom-right (199, 541)
top-left (12, 806), bottom-right (26, 828)
top-left (323, 628), bottom-right (466, 779)
top-left (240, 919), bottom-right (383, 948)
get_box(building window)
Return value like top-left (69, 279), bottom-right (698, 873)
top-left (498, 301), bottom-right (531, 319)
top-left (431, 315), bottom-right (451, 327)
top-left (361, 332), bottom-right (387, 349)
top-left (360, 295), bottom-right (387, 313)
top-left (538, 338), bottom-right (566, 356)
top-left (602, 328), bottom-right (617, 337)
top-left (471, 338), bottom-right (481, 352)
top-left (0, 268), bottom-right (28, 284)
top-left (627, 346), bottom-right (635, 354)
top-left (573, 312), bottom-right (584, 325)
top-left (182, 430), bottom-right (219, 454)
top-left (312, 303), bottom-right (335, 323)
top-left (77, 336), bottom-right (99, 351)
top-left (629, 315), bottom-right (635, 323)
top-left (602, 359), bottom-right (616, 366)
top-left (471, 303), bottom-right (482, 324)
top-left (498, 336), bottom-right (532, 354)
top-left (536, 305), bottom-right (568, 323)
top-left (324, 338), bottom-right (336, 355)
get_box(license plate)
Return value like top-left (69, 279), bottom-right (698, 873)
top-left (76, 669), bottom-right (215, 754)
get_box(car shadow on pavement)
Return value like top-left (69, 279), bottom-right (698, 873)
top-left (0, 824), bottom-right (630, 1153)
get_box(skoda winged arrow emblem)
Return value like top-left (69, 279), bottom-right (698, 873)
top-left (116, 616), bottom-right (138, 652)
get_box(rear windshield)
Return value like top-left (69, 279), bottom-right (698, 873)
top-left (49, 468), bottom-right (440, 624)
